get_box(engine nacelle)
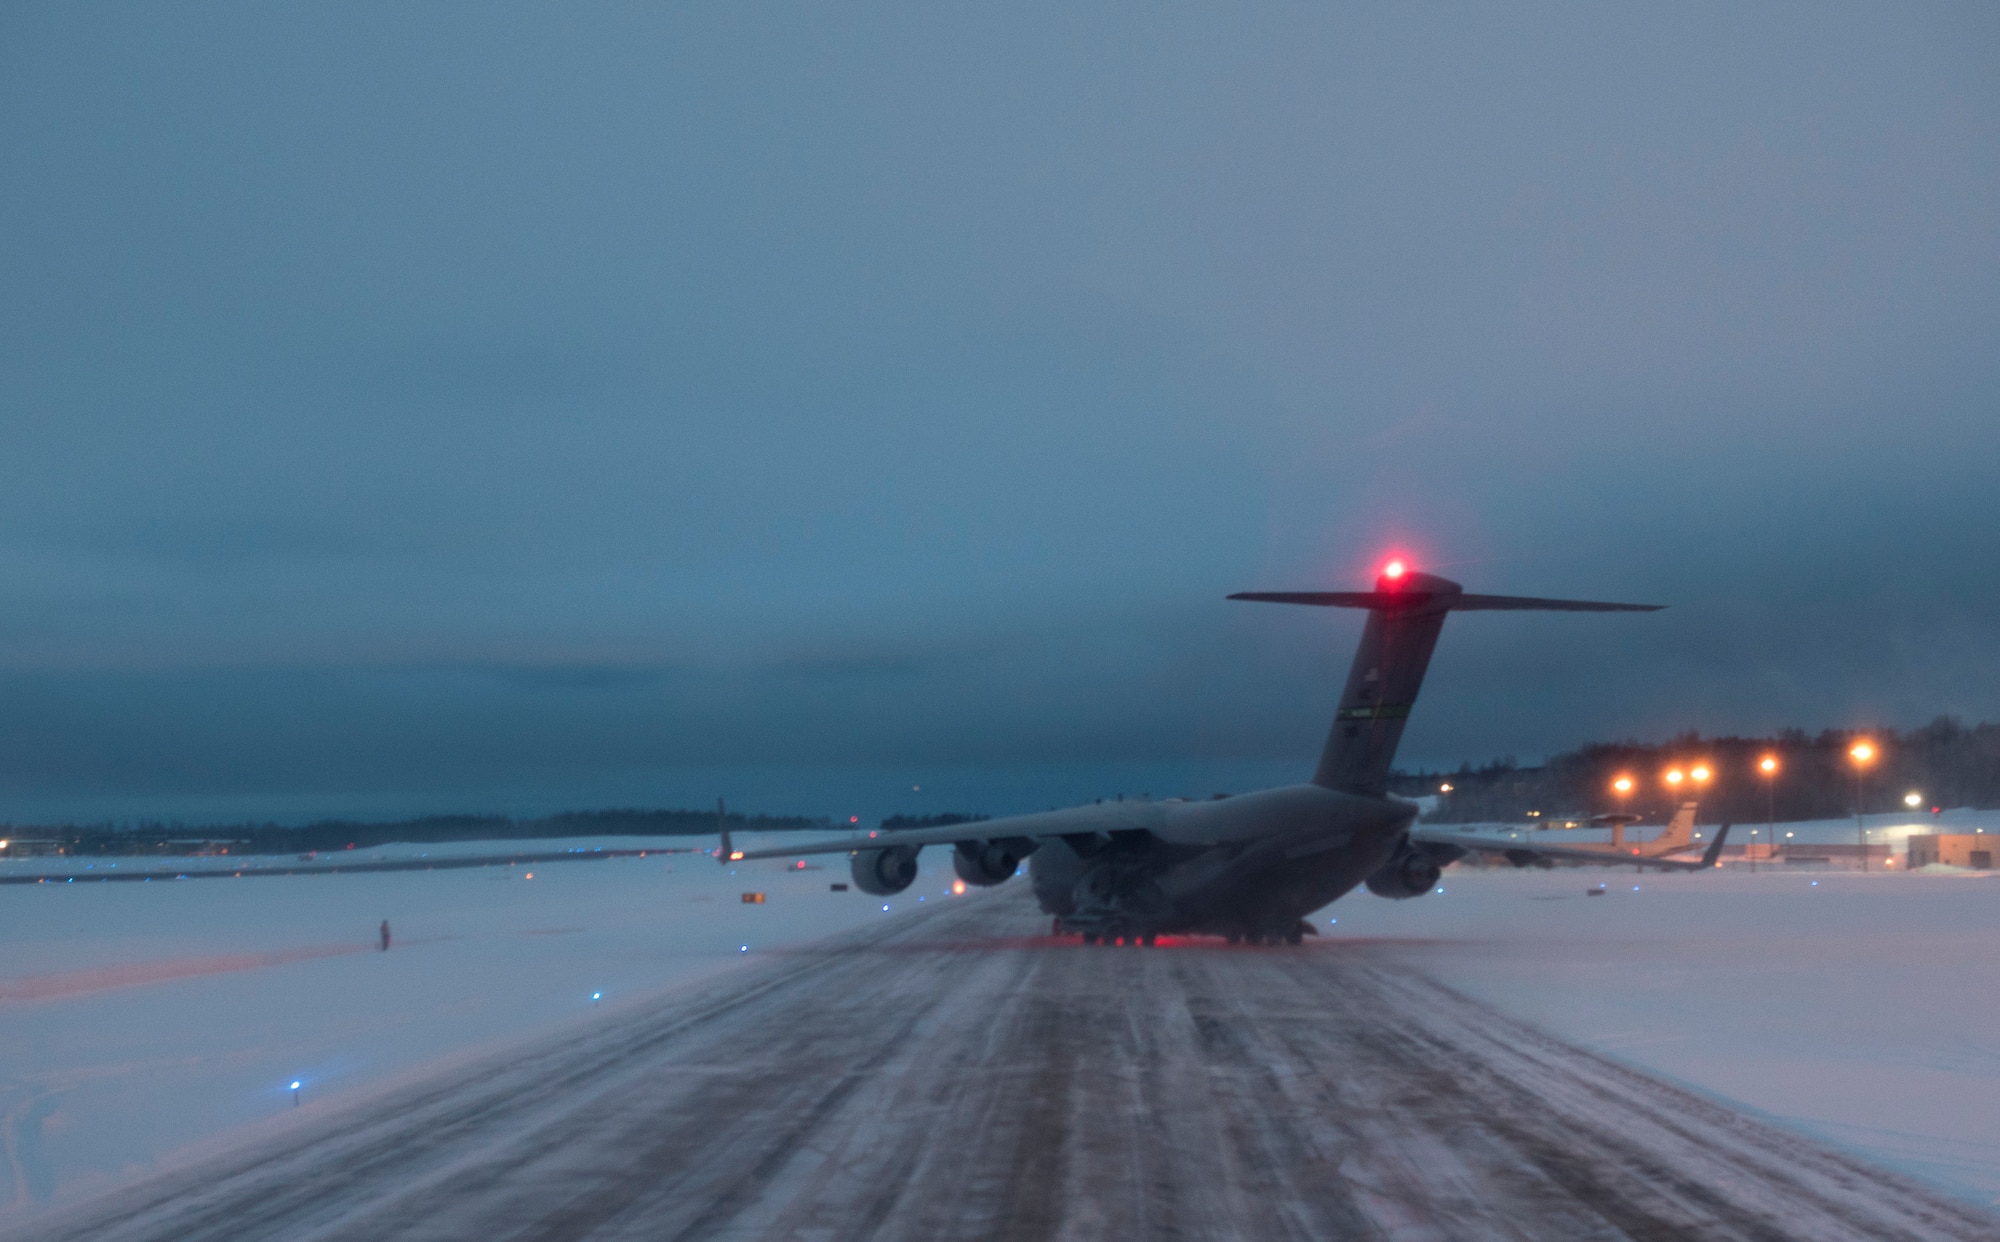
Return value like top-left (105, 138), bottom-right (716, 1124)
top-left (851, 845), bottom-right (920, 895)
top-left (1365, 843), bottom-right (1461, 900)
top-left (952, 840), bottom-right (1025, 887)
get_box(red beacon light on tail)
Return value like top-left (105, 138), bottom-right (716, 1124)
top-left (1379, 558), bottom-right (1411, 589)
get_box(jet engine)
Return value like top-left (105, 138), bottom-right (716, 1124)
top-left (952, 839), bottom-right (1027, 887)
top-left (1364, 842), bottom-right (1463, 899)
top-left (851, 845), bottom-right (920, 895)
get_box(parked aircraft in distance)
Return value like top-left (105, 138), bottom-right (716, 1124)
top-left (1425, 801), bottom-right (1711, 870)
top-left (736, 559), bottom-right (1729, 945)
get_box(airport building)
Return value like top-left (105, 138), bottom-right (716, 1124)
top-left (1764, 842), bottom-right (1894, 869)
top-left (1905, 833), bottom-right (1997, 870)
top-left (0, 837), bottom-right (65, 857)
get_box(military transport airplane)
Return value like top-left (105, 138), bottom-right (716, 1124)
top-left (734, 560), bottom-right (1730, 945)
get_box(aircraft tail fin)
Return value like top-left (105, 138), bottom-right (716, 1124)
top-left (1231, 568), bottom-right (1661, 797)
top-left (1643, 802), bottom-right (1700, 855)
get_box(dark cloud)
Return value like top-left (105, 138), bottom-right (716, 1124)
top-left (0, 2), bottom-right (1996, 819)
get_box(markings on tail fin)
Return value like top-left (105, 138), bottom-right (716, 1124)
top-left (1230, 561), bottom-right (1662, 798)
top-left (1336, 703), bottom-right (1412, 721)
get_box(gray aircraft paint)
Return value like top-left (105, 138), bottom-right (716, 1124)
top-left (739, 566), bottom-right (1698, 942)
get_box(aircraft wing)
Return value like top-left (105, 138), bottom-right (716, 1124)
top-left (1412, 823), bottom-right (1730, 872)
top-left (733, 815), bottom-right (1059, 861)
top-left (1227, 592), bottom-right (1662, 612)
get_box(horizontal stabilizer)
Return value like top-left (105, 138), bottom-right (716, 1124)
top-left (1232, 565), bottom-right (1663, 796)
top-left (1228, 591), bottom-right (1662, 613)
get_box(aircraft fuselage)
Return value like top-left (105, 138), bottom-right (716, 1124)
top-left (1017, 784), bottom-right (1417, 941)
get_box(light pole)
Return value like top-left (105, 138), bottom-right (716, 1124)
top-left (1758, 755), bottom-right (1779, 872)
top-left (1690, 763), bottom-right (1713, 862)
top-left (1609, 775), bottom-right (1634, 849)
top-left (1850, 740), bottom-right (1876, 872)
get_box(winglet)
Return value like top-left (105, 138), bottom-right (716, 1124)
top-left (1698, 823), bottom-right (1731, 869)
top-left (717, 797), bottom-right (743, 864)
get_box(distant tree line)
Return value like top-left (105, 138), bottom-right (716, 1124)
top-left (879, 813), bottom-right (989, 832)
top-left (8, 807), bottom-right (828, 857)
top-left (1398, 716), bottom-right (2000, 824)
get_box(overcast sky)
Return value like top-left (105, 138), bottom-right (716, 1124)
top-left (2, 3), bottom-right (1997, 820)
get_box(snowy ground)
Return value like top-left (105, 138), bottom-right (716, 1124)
top-left (4, 814), bottom-right (2000, 1226)
top-left (0, 832), bottom-right (899, 1221)
top-left (1334, 846), bottom-right (2000, 1207)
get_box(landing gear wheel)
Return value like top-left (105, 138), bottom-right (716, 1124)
top-left (1142, 934), bottom-right (1157, 947)
top-left (1082, 932), bottom-right (1099, 945)
top-left (1284, 927), bottom-right (1304, 946)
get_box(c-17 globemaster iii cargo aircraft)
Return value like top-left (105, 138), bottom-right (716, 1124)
top-left (735, 560), bottom-right (1730, 945)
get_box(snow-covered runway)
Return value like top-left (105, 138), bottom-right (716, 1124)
top-left (19, 886), bottom-right (1996, 1242)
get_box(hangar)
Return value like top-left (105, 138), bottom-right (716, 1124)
top-left (1907, 834), bottom-right (1997, 870)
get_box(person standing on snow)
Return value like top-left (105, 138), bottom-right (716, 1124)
top-left (380, 919), bottom-right (392, 952)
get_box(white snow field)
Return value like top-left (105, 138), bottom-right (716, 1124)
top-left (0, 832), bottom-right (895, 1224)
top-left (3, 813), bottom-right (1999, 1228)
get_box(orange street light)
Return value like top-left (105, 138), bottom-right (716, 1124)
top-left (1850, 739), bottom-right (1876, 871)
top-left (1664, 768), bottom-right (1685, 788)
top-left (1611, 775), bottom-right (1634, 795)
top-left (1690, 764), bottom-right (1712, 784)
top-left (1756, 755), bottom-right (1780, 872)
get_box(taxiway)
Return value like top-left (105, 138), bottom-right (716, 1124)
top-left (22, 887), bottom-right (1997, 1242)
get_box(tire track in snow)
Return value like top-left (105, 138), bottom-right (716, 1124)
top-left (14, 888), bottom-right (1999, 1242)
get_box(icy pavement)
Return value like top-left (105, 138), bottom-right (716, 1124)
top-left (12, 887), bottom-right (1997, 1242)
top-left (5, 833), bottom-right (2000, 1232)
top-left (1331, 862), bottom-right (2000, 1209)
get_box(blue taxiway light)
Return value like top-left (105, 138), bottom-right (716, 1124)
top-left (738, 945), bottom-right (748, 953)
top-left (290, 1081), bottom-right (301, 1090)
top-left (590, 992), bottom-right (602, 1001)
